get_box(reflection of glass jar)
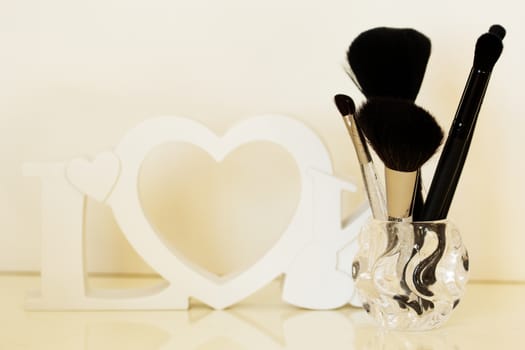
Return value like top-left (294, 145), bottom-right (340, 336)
top-left (352, 219), bottom-right (469, 330)
top-left (357, 328), bottom-right (458, 350)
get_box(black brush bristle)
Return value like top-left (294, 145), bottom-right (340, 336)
top-left (489, 24), bottom-right (506, 40)
top-left (473, 32), bottom-right (503, 72)
top-left (347, 27), bottom-right (431, 101)
top-left (355, 97), bottom-right (444, 172)
top-left (334, 94), bottom-right (356, 116)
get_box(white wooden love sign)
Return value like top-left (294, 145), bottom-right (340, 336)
top-left (24, 115), bottom-right (370, 310)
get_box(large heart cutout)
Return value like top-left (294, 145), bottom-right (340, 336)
top-left (138, 141), bottom-right (301, 278)
top-left (106, 115), bottom-right (334, 309)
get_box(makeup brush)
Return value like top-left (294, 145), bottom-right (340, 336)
top-left (334, 94), bottom-right (387, 220)
top-left (356, 97), bottom-right (444, 221)
top-left (345, 26), bottom-right (431, 220)
top-left (421, 29), bottom-right (504, 220)
top-left (346, 27), bottom-right (431, 100)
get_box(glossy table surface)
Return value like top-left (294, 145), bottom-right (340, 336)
top-left (0, 274), bottom-right (523, 349)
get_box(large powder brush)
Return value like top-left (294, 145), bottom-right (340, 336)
top-left (345, 26), bottom-right (432, 219)
top-left (356, 97), bottom-right (444, 220)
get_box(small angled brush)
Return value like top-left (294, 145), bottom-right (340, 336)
top-left (346, 27), bottom-right (431, 100)
top-left (334, 94), bottom-right (387, 220)
top-left (355, 97), bottom-right (444, 221)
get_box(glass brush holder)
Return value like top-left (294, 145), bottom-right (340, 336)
top-left (352, 219), bottom-right (469, 330)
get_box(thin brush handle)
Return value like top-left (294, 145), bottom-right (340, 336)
top-left (360, 161), bottom-right (387, 220)
top-left (412, 171), bottom-right (424, 221)
top-left (343, 114), bottom-right (387, 220)
top-left (437, 109), bottom-right (479, 219)
top-left (421, 67), bottom-right (490, 220)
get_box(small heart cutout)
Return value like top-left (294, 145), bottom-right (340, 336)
top-left (66, 151), bottom-right (121, 202)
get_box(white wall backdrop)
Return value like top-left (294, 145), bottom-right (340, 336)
top-left (1, 0), bottom-right (523, 281)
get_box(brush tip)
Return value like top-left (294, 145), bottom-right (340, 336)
top-left (355, 97), bottom-right (444, 172)
top-left (474, 32), bottom-right (504, 71)
top-left (334, 94), bottom-right (356, 116)
top-left (346, 27), bottom-right (431, 100)
top-left (489, 24), bottom-right (506, 40)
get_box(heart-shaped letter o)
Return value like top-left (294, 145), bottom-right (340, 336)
top-left (105, 115), bottom-right (337, 309)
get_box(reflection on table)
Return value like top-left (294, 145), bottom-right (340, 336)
top-left (0, 275), bottom-right (522, 349)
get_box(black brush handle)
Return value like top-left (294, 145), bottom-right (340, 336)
top-left (421, 68), bottom-right (490, 221)
top-left (412, 179), bottom-right (424, 220)
top-left (437, 109), bottom-right (480, 219)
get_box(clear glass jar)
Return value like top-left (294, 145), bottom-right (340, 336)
top-left (352, 219), bottom-right (469, 330)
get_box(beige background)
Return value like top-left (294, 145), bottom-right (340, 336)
top-left (1, 0), bottom-right (522, 282)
